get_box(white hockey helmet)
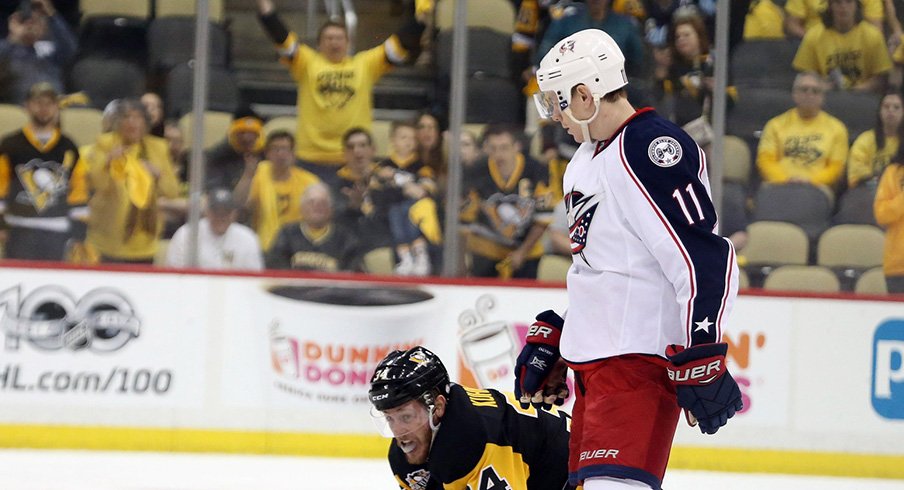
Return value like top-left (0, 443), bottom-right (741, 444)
top-left (534, 29), bottom-right (628, 120)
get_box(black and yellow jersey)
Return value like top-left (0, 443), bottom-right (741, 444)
top-left (460, 155), bottom-right (554, 261)
top-left (265, 222), bottom-right (362, 272)
top-left (369, 154), bottom-right (436, 214)
top-left (0, 127), bottom-right (87, 234)
top-left (389, 384), bottom-right (573, 490)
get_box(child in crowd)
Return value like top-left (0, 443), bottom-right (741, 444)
top-left (369, 121), bottom-right (441, 276)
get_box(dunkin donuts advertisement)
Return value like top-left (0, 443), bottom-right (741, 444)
top-left (263, 284), bottom-right (442, 407)
top-left (217, 278), bottom-right (567, 432)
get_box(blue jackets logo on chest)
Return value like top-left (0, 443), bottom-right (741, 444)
top-left (565, 189), bottom-right (599, 266)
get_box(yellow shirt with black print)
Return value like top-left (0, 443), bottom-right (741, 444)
top-left (792, 21), bottom-right (891, 89)
top-left (275, 35), bottom-right (404, 164)
top-left (756, 109), bottom-right (849, 187)
top-left (847, 130), bottom-right (898, 188)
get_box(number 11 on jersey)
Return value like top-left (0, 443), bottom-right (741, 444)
top-left (672, 183), bottom-right (705, 225)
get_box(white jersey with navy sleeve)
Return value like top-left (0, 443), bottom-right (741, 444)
top-left (560, 108), bottom-right (739, 366)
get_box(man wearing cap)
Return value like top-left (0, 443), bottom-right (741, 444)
top-left (0, 0), bottom-right (77, 104)
top-left (0, 82), bottom-right (87, 260)
top-left (205, 107), bottom-right (265, 191)
top-left (165, 188), bottom-right (263, 270)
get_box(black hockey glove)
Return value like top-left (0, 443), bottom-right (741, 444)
top-left (665, 342), bottom-right (743, 435)
top-left (514, 310), bottom-right (568, 410)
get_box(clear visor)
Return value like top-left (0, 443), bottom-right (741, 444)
top-left (533, 91), bottom-right (562, 120)
top-left (370, 402), bottom-right (431, 439)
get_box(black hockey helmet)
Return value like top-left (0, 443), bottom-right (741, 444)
top-left (369, 346), bottom-right (450, 412)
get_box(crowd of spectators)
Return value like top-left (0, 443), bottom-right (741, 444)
top-left (0, 0), bottom-right (902, 293)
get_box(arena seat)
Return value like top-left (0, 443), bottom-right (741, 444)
top-left (763, 265), bottom-right (841, 293)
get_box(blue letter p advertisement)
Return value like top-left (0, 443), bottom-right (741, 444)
top-left (872, 319), bottom-right (904, 419)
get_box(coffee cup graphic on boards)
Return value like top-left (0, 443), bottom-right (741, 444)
top-left (263, 283), bottom-right (438, 407)
top-left (458, 294), bottom-right (518, 392)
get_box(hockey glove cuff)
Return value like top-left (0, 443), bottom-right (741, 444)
top-left (665, 342), bottom-right (743, 435)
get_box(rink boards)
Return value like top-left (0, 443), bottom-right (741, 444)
top-left (0, 264), bottom-right (902, 479)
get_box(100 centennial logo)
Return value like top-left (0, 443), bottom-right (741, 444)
top-left (1, 285), bottom-right (141, 352)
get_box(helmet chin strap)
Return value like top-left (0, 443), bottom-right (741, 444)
top-left (423, 395), bottom-right (442, 459)
top-left (423, 404), bottom-right (441, 461)
top-left (427, 405), bottom-right (441, 432)
top-left (563, 96), bottom-right (603, 143)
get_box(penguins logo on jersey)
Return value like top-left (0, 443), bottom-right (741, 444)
top-left (481, 192), bottom-right (536, 244)
top-left (14, 156), bottom-right (72, 212)
top-left (565, 189), bottom-right (599, 267)
top-left (648, 136), bottom-right (682, 168)
top-left (403, 469), bottom-right (431, 490)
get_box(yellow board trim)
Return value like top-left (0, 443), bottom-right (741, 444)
top-left (668, 446), bottom-right (904, 479)
top-left (2, 425), bottom-right (904, 480)
top-left (0, 424), bottom-right (389, 457)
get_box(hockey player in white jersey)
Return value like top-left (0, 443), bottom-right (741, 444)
top-left (513, 29), bottom-right (743, 490)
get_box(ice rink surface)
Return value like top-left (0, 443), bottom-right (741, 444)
top-left (1, 450), bottom-right (903, 490)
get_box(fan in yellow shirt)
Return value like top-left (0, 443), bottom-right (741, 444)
top-left (756, 73), bottom-right (849, 191)
top-left (848, 92), bottom-right (904, 188)
top-left (791, 0), bottom-right (891, 92)
top-left (874, 158), bottom-right (904, 292)
top-left (233, 131), bottom-right (321, 252)
top-left (85, 99), bottom-right (181, 263)
top-left (254, 0), bottom-right (426, 175)
top-left (784, 0), bottom-right (883, 38)
top-left (744, 0), bottom-right (786, 40)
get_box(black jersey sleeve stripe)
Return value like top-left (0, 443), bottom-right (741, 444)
top-left (615, 115), bottom-right (734, 346)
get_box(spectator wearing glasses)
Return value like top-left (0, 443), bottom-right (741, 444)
top-left (756, 72), bottom-right (849, 193)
